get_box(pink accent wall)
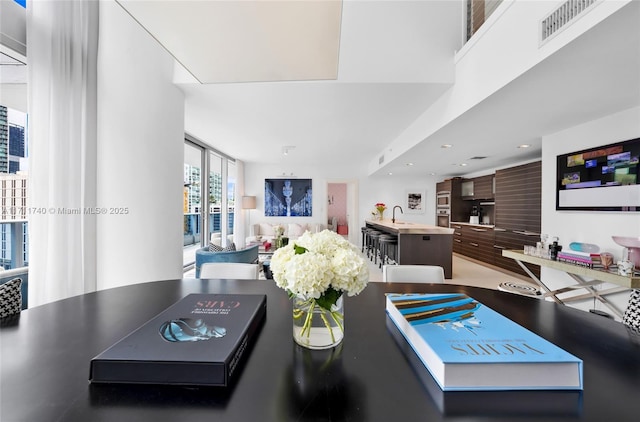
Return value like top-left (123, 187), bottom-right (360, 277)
top-left (328, 183), bottom-right (347, 226)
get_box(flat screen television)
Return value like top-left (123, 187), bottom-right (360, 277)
top-left (556, 137), bottom-right (640, 211)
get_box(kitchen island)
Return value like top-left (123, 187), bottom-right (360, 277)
top-left (365, 219), bottom-right (454, 278)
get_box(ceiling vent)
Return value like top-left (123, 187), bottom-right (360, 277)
top-left (469, 156), bottom-right (487, 160)
top-left (379, 155), bottom-right (385, 165)
top-left (541, 0), bottom-right (599, 43)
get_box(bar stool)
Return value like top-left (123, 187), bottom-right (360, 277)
top-left (361, 226), bottom-right (370, 253)
top-left (365, 230), bottom-right (378, 260)
top-left (378, 235), bottom-right (398, 269)
top-left (367, 230), bottom-right (383, 263)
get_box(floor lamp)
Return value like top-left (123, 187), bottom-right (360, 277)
top-left (242, 196), bottom-right (257, 238)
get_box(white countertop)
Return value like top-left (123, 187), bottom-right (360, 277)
top-left (365, 219), bottom-right (454, 234)
top-left (450, 221), bottom-right (495, 228)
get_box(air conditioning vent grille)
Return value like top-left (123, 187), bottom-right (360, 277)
top-left (379, 155), bottom-right (385, 165)
top-left (541, 0), bottom-right (599, 42)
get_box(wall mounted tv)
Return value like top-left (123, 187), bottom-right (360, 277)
top-left (556, 137), bottom-right (639, 211)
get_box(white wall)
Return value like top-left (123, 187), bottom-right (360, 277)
top-left (244, 162), bottom-right (352, 240)
top-left (541, 106), bottom-right (640, 319)
top-left (244, 161), bottom-right (440, 246)
top-left (360, 174), bottom-right (438, 226)
top-left (96, 1), bottom-right (184, 290)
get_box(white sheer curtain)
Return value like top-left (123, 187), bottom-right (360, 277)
top-left (233, 160), bottom-right (247, 248)
top-left (27, 1), bottom-right (98, 306)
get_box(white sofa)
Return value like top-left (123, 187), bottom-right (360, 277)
top-left (210, 232), bottom-right (235, 247)
top-left (246, 222), bottom-right (325, 244)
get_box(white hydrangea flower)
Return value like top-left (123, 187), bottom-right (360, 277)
top-left (270, 229), bottom-right (370, 300)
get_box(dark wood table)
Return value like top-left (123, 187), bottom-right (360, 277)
top-left (2, 279), bottom-right (640, 421)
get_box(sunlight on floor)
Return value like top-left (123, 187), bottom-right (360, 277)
top-left (365, 252), bottom-right (537, 291)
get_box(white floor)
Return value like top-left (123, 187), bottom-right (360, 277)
top-left (366, 251), bottom-right (538, 291)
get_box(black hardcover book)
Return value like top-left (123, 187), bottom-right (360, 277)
top-left (89, 294), bottom-right (267, 387)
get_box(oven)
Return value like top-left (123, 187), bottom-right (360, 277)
top-left (436, 208), bottom-right (450, 228)
top-left (436, 191), bottom-right (451, 208)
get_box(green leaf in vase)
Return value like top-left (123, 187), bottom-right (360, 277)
top-left (316, 286), bottom-right (343, 311)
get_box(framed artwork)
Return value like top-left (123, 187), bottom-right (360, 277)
top-left (264, 179), bottom-right (313, 216)
top-left (405, 190), bottom-right (426, 214)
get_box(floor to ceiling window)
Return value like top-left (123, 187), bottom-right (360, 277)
top-left (207, 151), bottom-right (235, 247)
top-left (183, 136), bottom-right (236, 271)
top-left (0, 105), bottom-right (29, 271)
top-left (183, 141), bottom-right (204, 268)
top-left (226, 160), bottom-right (236, 240)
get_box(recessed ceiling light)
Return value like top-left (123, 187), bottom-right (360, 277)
top-left (518, 144), bottom-right (531, 148)
top-left (388, 172), bottom-right (393, 176)
top-left (460, 163), bottom-right (468, 167)
top-left (405, 163), bottom-right (414, 166)
top-left (441, 144), bottom-right (453, 148)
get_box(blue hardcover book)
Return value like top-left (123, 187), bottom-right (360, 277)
top-left (386, 293), bottom-right (583, 391)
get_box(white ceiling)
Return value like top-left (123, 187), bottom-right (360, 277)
top-left (118, 0), bottom-right (466, 174)
top-left (3, 1), bottom-right (639, 180)
top-left (116, 0), bottom-right (344, 83)
top-left (178, 0), bottom-right (640, 178)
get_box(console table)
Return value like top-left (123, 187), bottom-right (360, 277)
top-left (502, 249), bottom-right (639, 318)
top-left (2, 279), bottom-right (640, 421)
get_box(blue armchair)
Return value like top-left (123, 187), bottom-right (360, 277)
top-left (195, 244), bottom-right (259, 278)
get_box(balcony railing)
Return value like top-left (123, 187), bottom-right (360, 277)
top-left (183, 210), bottom-right (235, 247)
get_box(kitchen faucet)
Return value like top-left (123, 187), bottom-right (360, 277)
top-left (392, 205), bottom-right (403, 223)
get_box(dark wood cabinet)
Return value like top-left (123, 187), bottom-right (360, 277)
top-left (436, 180), bottom-right (450, 193)
top-left (438, 178), bottom-right (472, 223)
top-left (466, 224), bottom-right (494, 264)
top-left (493, 161), bottom-right (542, 278)
top-left (451, 223), bottom-right (464, 254)
top-left (494, 161), bottom-right (541, 233)
top-left (451, 223), bottom-right (494, 265)
top-left (472, 174), bottom-right (494, 200)
top-left (443, 162), bottom-right (541, 278)
top-left (460, 175), bottom-right (494, 200)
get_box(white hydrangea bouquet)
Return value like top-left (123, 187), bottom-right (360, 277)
top-left (273, 224), bottom-right (285, 238)
top-left (270, 229), bottom-right (369, 348)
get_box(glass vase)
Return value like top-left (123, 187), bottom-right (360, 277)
top-left (293, 296), bottom-right (344, 350)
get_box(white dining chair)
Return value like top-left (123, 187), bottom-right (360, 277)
top-left (382, 265), bottom-right (445, 284)
top-left (199, 263), bottom-right (260, 280)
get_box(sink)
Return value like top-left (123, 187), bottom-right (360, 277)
top-left (612, 236), bottom-right (640, 268)
top-left (393, 222), bottom-right (411, 225)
